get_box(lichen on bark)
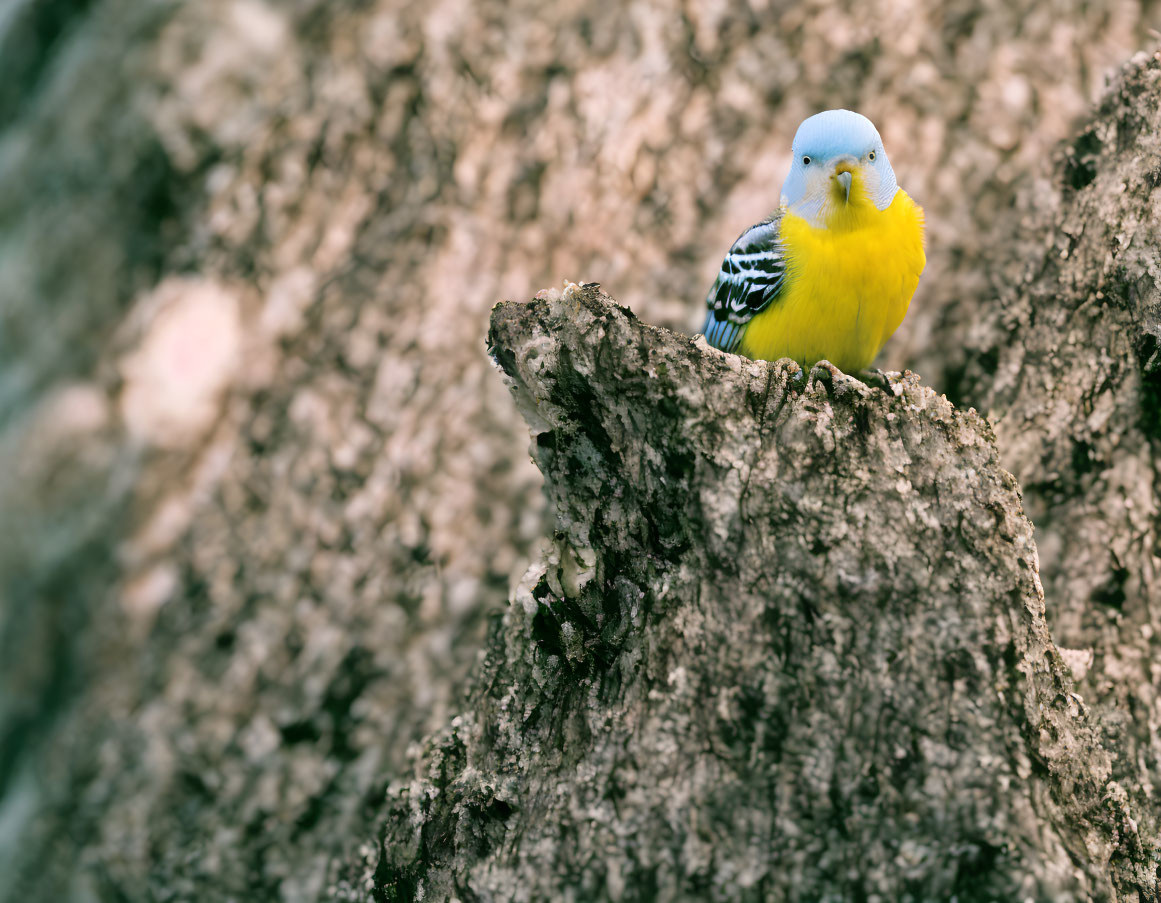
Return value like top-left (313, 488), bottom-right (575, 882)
top-left (346, 286), bottom-right (1157, 902)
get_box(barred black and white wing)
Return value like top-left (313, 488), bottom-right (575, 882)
top-left (702, 210), bottom-right (788, 353)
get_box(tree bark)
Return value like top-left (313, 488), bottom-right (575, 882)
top-left (943, 51), bottom-right (1161, 811)
top-left (348, 287), bottom-right (1153, 901)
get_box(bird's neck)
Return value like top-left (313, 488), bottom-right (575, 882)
top-left (790, 186), bottom-right (897, 233)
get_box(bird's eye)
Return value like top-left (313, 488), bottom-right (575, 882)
top-left (802, 155), bottom-right (811, 165)
top-left (868, 151), bottom-right (876, 161)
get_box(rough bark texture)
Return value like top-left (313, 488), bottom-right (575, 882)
top-left (3, 0), bottom-right (1161, 900)
top-left (349, 286), bottom-right (1155, 902)
top-left (944, 51), bottom-right (1161, 805)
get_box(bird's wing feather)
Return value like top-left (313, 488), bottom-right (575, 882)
top-left (702, 210), bottom-right (788, 353)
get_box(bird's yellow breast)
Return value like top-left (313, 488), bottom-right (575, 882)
top-left (739, 191), bottom-right (925, 372)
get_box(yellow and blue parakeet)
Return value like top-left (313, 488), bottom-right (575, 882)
top-left (703, 110), bottom-right (925, 373)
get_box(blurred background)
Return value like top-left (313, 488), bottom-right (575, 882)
top-left (0, 0), bottom-right (1157, 899)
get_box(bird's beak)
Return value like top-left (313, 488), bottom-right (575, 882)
top-left (832, 156), bottom-right (857, 203)
top-left (836, 171), bottom-right (852, 202)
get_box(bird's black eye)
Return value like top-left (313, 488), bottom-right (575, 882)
top-left (868, 151), bottom-right (876, 161)
top-left (802, 155), bottom-right (811, 165)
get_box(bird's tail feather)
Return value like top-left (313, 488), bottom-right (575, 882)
top-left (702, 312), bottom-right (743, 353)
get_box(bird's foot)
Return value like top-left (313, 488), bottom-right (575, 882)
top-left (858, 367), bottom-right (899, 392)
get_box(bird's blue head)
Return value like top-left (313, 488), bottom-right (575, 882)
top-left (779, 110), bottom-right (899, 228)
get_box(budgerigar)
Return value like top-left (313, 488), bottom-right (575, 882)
top-left (702, 110), bottom-right (925, 372)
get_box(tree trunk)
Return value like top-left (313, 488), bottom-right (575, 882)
top-left (942, 51), bottom-right (1161, 811)
top-left (351, 283), bottom-right (1155, 901)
